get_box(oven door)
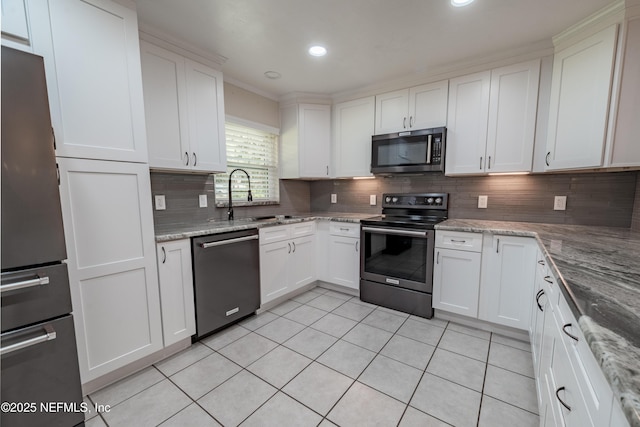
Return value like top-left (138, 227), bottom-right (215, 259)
top-left (360, 226), bottom-right (434, 293)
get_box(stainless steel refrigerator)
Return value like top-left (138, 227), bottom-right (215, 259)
top-left (1, 46), bottom-right (84, 427)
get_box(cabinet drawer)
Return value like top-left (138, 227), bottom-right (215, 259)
top-left (329, 222), bottom-right (360, 237)
top-left (291, 221), bottom-right (316, 238)
top-left (556, 295), bottom-right (613, 427)
top-left (259, 225), bottom-right (290, 244)
top-left (436, 230), bottom-right (482, 252)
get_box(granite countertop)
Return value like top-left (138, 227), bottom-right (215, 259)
top-left (436, 219), bottom-right (640, 426)
top-left (154, 213), bottom-right (376, 242)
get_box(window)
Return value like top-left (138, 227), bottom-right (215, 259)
top-left (215, 121), bottom-right (279, 204)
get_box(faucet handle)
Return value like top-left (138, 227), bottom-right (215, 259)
top-left (247, 190), bottom-right (253, 202)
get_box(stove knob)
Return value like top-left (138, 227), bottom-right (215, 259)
top-left (408, 197), bottom-right (416, 205)
top-left (435, 197), bottom-right (442, 205)
top-left (392, 197), bottom-right (398, 203)
top-left (385, 196), bottom-right (391, 203)
top-left (426, 197), bottom-right (434, 204)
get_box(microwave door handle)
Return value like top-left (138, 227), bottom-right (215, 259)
top-left (426, 134), bottom-right (432, 164)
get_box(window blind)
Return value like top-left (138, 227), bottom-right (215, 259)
top-left (215, 122), bottom-right (279, 203)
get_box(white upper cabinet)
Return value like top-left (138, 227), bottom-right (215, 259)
top-left (545, 25), bottom-right (618, 170)
top-left (445, 71), bottom-right (491, 175)
top-left (32, 0), bottom-right (149, 163)
top-left (607, 16), bottom-right (640, 167)
top-left (1, 0), bottom-right (31, 51)
top-left (374, 80), bottom-right (448, 134)
top-left (486, 60), bottom-right (540, 173)
top-left (446, 60), bottom-right (540, 175)
top-left (280, 103), bottom-right (331, 179)
top-left (333, 96), bottom-right (375, 178)
top-left (140, 41), bottom-right (226, 173)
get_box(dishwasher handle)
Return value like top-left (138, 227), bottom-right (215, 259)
top-left (200, 234), bottom-right (259, 249)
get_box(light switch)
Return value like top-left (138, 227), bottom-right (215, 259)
top-left (199, 194), bottom-right (208, 208)
top-left (155, 195), bottom-right (166, 210)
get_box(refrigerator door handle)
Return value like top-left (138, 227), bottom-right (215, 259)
top-left (0, 276), bottom-right (50, 294)
top-left (0, 325), bottom-right (57, 356)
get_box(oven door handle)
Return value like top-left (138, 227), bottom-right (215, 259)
top-left (362, 227), bottom-right (428, 238)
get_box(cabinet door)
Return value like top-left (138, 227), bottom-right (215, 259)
top-left (259, 241), bottom-right (290, 305)
top-left (546, 25), bottom-right (618, 170)
top-left (40, 0), bottom-right (148, 162)
top-left (140, 42), bottom-right (190, 170)
top-left (445, 71), bottom-right (491, 175)
top-left (298, 104), bottom-right (331, 177)
top-left (185, 59), bottom-right (227, 173)
top-left (479, 235), bottom-right (536, 330)
top-left (328, 236), bottom-right (360, 290)
top-left (409, 81), bottom-right (449, 130)
top-left (486, 60), bottom-right (540, 173)
top-left (290, 235), bottom-right (316, 290)
top-left (333, 96), bottom-right (375, 178)
top-left (432, 248), bottom-right (481, 317)
top-left (375, 89), bottom-right (409, 134)
top-left (156, 240), bottom-right (195, 346)
top-left (1, 0), bottom-right (31, 51)
top-left (531, 255), bottom-right (549, 378)
top-left (57, 158), bottom-right (162, 383)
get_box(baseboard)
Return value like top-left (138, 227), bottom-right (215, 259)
top-left (316, 280), bottom-right (359, 297)
top-left (434, 310), bottom-right (531, 342)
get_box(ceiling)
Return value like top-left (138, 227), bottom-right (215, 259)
top-left (134, 0), bottom-right (616, 99)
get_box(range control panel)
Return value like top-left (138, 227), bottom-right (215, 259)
top-left (382, 193), bottom-right (449, 209)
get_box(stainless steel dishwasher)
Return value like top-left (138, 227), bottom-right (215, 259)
top-left (192, 229), bottom-right (260, 340)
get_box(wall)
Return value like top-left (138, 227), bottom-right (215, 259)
top-left (150, 173), bottom-right (310, 228)
top-left (632, 173), bottom-right (640, 231)
top-left (223, 82), bottom-right (279, 129)
top-left (310, 171), bottom-right (638, 228)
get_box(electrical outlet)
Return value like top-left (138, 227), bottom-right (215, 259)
top-left (478, 195), bottom-right (488, 209)
top-left (370, 195), bottom-right (377, 206)
top-left (199, 194), bottom-right (208, 208)
top-left (331, 193), bottom-right (337, 204)
top-left (154, 195), bottom-right (166, 211)
top-left (554, 196), bottom-right (567, 211)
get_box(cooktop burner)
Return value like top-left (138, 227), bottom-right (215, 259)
top-left (361, 192), bottom-right (449, 230)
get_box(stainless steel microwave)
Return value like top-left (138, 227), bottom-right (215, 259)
top-left (370, 127), bottom-right (446, 175)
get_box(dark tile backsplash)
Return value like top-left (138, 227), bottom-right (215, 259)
top-left (310, 171), bottom-right (639, 228)
top-left (150, 172), bottom-right (311, 228)
top-left (151, 171), bottom-right (639, 230)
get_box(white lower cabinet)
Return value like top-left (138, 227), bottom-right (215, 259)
top-left (327, 223), bottom-right (361, 291)
top-left (259, 223), bottom-right (316, 305)
top-left (156, 240), bottom-right (195, 347)
top-left (57, 158), bottom-right (162, 384)
top-left (433, 231), bottom-right (483, 317)
top-left (479, 235), bottom-right (536, 330)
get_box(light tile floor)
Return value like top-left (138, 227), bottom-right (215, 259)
top-left (85, 287), bottom-right (539, 427)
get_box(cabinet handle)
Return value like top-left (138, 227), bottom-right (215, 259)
top-left (0, 325), bottom-right (57, 356)
top-left (161, 247), bottom-right (166, 264)
top-left (1, 276), bottom-right (49, 294)
top-left (184, 152), bottom-right (189, 166)
top-left (403, 117), bottom-right (407, 129)
top-left (496, 238), bottom-right (500, 253)
top-left (409, 116), bottom-right (413, 128)
top-left (56, 163), bottom-right (60, 185)
top-left (436, 251), bottom-right (440, 264)
top-left (546, 152), bottom-right (551, 167)
top-left (52, 127), bottom-right (57, 150)
top-left (543, 276), bottom-right (553, 284)
top-left (562, 323), bottom-right (579, 342)
top-left (355, 241), bottom-right (359, 252)
top-left (488, 156), bottom-right (492, 169)
top-left (538, 260), bottom-right (545, 266)
top-left (288, 243), bottom-right (291, 254)
top-left (292, 241), bottom-right (296, 253)
top-left (536, 289), bottom-right (545, 312)
top-left (192, 152), bottom-right (197, 166)
top-left (555, 387), bottom-right (571, 411)
top-left (450, 239), bottom-right (466, 244)
top-left (340, 227), bottom-right (350, 232)
top-left (326, 165), bottom-right (329, 175)
top-left (480, 157), bottom-right (483, 170)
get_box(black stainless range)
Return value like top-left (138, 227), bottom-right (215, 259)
top-left (360, 193), bottom-right (448, 318)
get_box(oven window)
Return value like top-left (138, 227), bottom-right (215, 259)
top-left (363, 232), bottom-right (428, 283)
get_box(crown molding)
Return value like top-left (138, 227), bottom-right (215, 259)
top-left (223, 76), bottom-right (280, 102)
top-left (552, 1), bottom-right (625, 50)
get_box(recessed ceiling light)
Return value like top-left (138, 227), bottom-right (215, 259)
top-left (451, 0), bottom-right (474, 7)
top-left (264, 71), bottom-right (281, 79)
top-left (308, 45), bottom-right (327, 57)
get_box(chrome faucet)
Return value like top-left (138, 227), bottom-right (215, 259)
top-left (227, 168), bottom-right (252, 221)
